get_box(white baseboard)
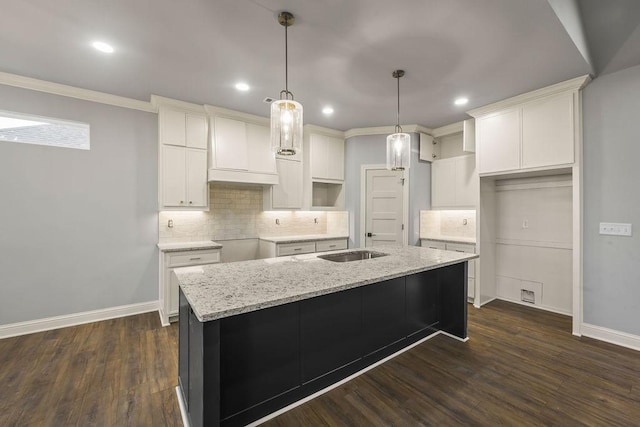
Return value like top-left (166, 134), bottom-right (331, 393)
top-left (176, 386), bottom-right (191, 427)
top-left (581, 323), bottom-right (640, 352)
top-left (0, 301), bottom-right (159, 339)
top-left (495, 297), bottom-right (571, 316)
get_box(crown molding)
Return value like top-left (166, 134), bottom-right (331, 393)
top-left (204, 104), bottom-right (270, 126)
top-left (151, 95), bottom-right (206, 114)
top-left (467, 74), bottom-right (592, 118)
top-left (304, 124), bottom-right (345, 138)
top-left (344, 124), bottom-right (432, 139)
top-left (0, 71), bottom-right (156, 113)
top-left (432, 121), bottom-right (464, 138)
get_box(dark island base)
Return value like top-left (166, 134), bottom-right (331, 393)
top-left (179, 262), bottom-right (468, 427)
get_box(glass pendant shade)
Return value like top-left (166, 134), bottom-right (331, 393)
top-left (386, 132), bottom-right (411, 171)
top-left (271, 99), bottom-right (303, 155)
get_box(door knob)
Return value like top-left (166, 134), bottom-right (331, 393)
top-left (367, 232), bottom-right (376, 237)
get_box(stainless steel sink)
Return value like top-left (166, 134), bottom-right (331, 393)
top-left (317, 250), bottom-right (388, 262)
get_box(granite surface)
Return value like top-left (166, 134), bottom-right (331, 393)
top-left (157, 241), bottom-right (223, 252)
top-left (176, 245), bottom-right (478, 322)
top-left (420, 236), bottom-right (477, 244)
top-left (259, 234), bottom-right (349, 244)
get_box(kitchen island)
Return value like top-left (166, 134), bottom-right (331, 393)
top-left (176, 245), bottom-right (478, 427)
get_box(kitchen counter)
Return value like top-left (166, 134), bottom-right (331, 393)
top-left (176, 245), bottom-right (477, 322)
top-left (157, 240), bottom-right (223, 252)
top-left (258, 233), bottom-right (349, 244)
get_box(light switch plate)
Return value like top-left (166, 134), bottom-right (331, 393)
top-left (599, 222), bottom-right (632, 236)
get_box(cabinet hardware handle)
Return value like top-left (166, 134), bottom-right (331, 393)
top-left (190, 257), bottom-right (202, 260)
top-left (455, 250), bottom-right (464, 252)
top-left (189, 201), bottom-right (193, 204)
top-left (329, 245), bottom-right (336, 248)
top-left (180, 201), bottom-right (184, 204)
top-left (294, 248), bottom-right (302, 251)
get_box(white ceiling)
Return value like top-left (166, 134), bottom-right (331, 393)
top-left (1, 0), bottom-right (638, 130)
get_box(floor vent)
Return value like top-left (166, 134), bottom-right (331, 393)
top-left (521, 289), bottom-right (536, 304)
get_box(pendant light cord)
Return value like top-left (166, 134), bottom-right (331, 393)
top-left (396, 75), bottom-right (402, 133)
top-left (285, 20), bottom-right (288, 96)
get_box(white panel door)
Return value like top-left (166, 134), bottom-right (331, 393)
top-left (246, 123), bottom-right (276, 173)
top-left (161, 109), bottom-right (186, 147)
top-left (213, 117), bottom-right (248, 170)
top-left (186, 149), bottom-right (208, 207)
top-left (185, 114), bottom-right (208, 150)
top-left (365, 169), bottom-right (404, 247)
top-left (521, 92), bottom-right (574, 169)
top-left (162, 145), bottom-right (186, 207)
top-left (477, 109), bottom-right (520, 174)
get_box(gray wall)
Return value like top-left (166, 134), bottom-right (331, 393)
top-left (0, 85), bottom-right (158, 325)
top-left (583, 64), bottom-right (640, 335)
top-left (344, 133), bottom-right (431, 248)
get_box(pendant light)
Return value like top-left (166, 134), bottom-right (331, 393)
top-left (271, 11), bottom-right (303, 156)
top-left (386, 70), bottom-right (410, 171)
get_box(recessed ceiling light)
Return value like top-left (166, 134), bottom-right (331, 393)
top-left (92, 41), bottom-right (114, 53)
top-left (322, 106), bottom-right (334, 115)
top-left (235, 82), bottom-right (250, 92)
top-left (454, 97), bottom-right (469, 106)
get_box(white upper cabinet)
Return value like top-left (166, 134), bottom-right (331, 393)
top-left (157, 101), bottom-right (209, 211)
top-left (476, 108), bottom-right (521, 174)
top-left (246, 123), bottom-right (277, 174)
top-left (521, 92), bottom-right (574, 169)
top-left (160, 109), bottom-right (207, 149)
top-left (470, 76), bottom-right (589, 176)
top-left (265, 158), bottom-right (303, 210)
top-left (310, 133), bottom-right (344, 181)
top-left (419, 133), bottom-right (437, 162)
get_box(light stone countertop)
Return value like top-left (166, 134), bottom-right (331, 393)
top-left (176, 245), bottom-right (478, 322)
top-left (259, 234), bottom-right (349, 244)
top-left (419, 235), bottom-right (477, 244)
top-left (157, 241), bottom-right (223, 252)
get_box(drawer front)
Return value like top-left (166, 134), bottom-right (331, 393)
top-left (167, 249), bottom-right (221, 267)
top-left (315, 239), bottom-right (348, 253)
top-left (277, 242), bottom-right (316, 257)
top-left (420, 239), bottom-right (446, 250)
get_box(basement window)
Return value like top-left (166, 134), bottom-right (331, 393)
top-left (0, 110), bottom-right (90, 150)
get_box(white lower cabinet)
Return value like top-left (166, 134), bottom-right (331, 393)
top-left (159, 248), bottom-right (221, 326)
top-left (421, 239), bottom-right (476, 299)
top-left (259, 238), bottom-right (348, 258)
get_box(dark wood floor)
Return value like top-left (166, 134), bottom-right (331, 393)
top-left (1, 301), bottom-right (639, 426)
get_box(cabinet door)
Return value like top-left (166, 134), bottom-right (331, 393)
top-left (246, 123), bottom-right (276, 174)
top-left (462, 119), bottom-right (476, 153)
top-left (419, 133), bottom-right (436, 162)
top-left (169, 270), bottom-right (180, 315)
top-left (362, 277), bottom-right (406, 356)
top-left (310, 134), bottom-right (327, 179)
top-left (325, 136), bottom-right (344, 180)
top-left (431, 158), bottom-right (456, 207)
top-left (161, 109), bottom-right (186, 147)
top-left (521, 92), bottom-right (574, 169)
top-left (162, 145), bottom-right (187, 207)
top-left (272, 158), bottom-right (302, 209)
top-left (477, 109), bottom-right (520, 174)
top-left (455, 155), bottom-right (477, 207)
top-left (186, 149), bottom-right (208, 207)
top-left (213, 117), bottom-right (248, 170)
top-left (185, 114), bottom-right (208, 150)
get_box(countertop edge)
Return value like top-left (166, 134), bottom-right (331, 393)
top-left (259, 234), bottom-right (350, 244)
top-left (157, 242), bottom-right (223, 252)
top-left (420, 236), bottom-right (477, 245)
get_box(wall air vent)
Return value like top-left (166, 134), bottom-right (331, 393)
top-left (263, 97), bottom-right (276, 104)
top-left (521, 289), bottom-right (535, 304)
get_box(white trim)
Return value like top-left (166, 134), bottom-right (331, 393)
top-left (467, 74), bottom-right (591, 118)
top-left (432, 121), bottom-right (464, 138)
top-left (151, 95), bottom-right (206, 114)
top-left (208, 168), bottom-right (279, 185)
top-left (345, 124), bottom-right (432, 139)
top-left (581, 323), bottom-right (640, 352)
top-left (0, 301), bottom-right (158, 339)
top-left (247, 330), bottom-right (446, 426)
top-left (495, 297), bottom-right (571, 316)
top-left (479, 296), bottom-right (497, 307)
top-left (176, 386), bottom-right (191, 427)
top-left (0, 71), bottom-right (156, 113)
top-left (359, 164), bottom-right (409, 248)
top-left (439, 330), bottom-right (470, 342)
top-left (204, 104), bottom-right (269, 126)
top-left (303, 124), bottom-right (345, 139)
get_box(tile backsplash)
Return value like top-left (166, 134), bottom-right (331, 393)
top-left (159, 184), bottom-right (349, 243)
top-left (420, 210), bottom-right (476, 240)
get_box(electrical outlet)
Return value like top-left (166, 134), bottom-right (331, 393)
top-left (599, 222), bottom-right (632, 236)
top-left (522, 219), bottom-right (529, 229)
top-left (168, 219), bottom-right (173, 228)
top-left (463, 218), bottom-right (468, 225)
